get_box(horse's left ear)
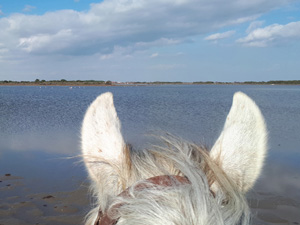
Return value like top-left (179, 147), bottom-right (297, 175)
top-left (81, 92), bottom-right (126, 183)
top-left (210, 92), bottom-right (268, 192)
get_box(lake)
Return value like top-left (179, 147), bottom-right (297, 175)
top-left (0, 85), bottom-right (299, 224)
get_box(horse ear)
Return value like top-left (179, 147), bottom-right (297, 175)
top-left (210, 92), bottom-right (268, 192)
top-left (81, 92), bottom-right (125, 183)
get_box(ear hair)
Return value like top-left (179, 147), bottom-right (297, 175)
top-left (210, 92), bottom-right (268, 192)
top-left (81, 92), bottom-right (126, 183)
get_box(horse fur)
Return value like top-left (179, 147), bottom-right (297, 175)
top-left (81, 92), bottom-right (268, 225)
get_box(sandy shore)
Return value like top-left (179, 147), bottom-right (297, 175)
top-left (1, 174), bottom-right (299, 225)
top-left (0, 174), bottom-right (89, 225)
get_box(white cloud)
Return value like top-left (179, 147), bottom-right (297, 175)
top-left (23, 5), bottom-right (36, 12)
top-left (150, 53), bottom-right (159, 58)
top-left (135, 38), bottom-right (184, 50)
top-left (246, 20), bottom-right (265, 33)
top-left (18, 29), bottom-right (73, 53)
top-left (205, 30), bottom-right (236, 41)
top-left (237, 21), bottom-right (300, 47)
top-left (100, 54), bottom-right (113, 60)
top-left (0, 0), bottom-right (293, 58)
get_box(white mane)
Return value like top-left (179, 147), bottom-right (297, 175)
top-left (81, 92), bottom-right (268, 225)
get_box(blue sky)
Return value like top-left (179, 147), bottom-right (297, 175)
top-left (0, 0), bottom-right (300, 82)
top-left (0, 0), bottom-right (96, 15)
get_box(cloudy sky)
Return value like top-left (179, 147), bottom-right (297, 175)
top-left (0, 0), bottom-right (300, 82)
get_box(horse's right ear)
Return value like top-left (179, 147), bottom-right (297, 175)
top-left (81, 92), bottom-right (126, 183)
top-left (210, 92), bottom-right (268, 193)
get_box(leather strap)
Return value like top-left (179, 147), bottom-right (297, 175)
top-left (95, 175), bottom-right (190, 225)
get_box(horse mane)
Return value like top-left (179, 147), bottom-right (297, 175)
top-left (85, 135), bottom-right (250, 225)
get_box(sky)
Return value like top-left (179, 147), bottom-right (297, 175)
top-left (0, 0), bottom-right (300, 82)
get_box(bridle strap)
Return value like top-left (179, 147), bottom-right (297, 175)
top-left (94, 175), bottom-right (190, 225)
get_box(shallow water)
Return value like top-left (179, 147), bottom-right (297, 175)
top-left (1, 85), bottom-right (300, 224)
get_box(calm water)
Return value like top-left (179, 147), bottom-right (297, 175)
top-left (0, 85), bottom-right (300, 200)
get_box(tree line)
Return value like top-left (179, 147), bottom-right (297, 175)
top-left (0, 79), bottom-right (113, 86)
top-left (1, 79), bottom-right (300, 86)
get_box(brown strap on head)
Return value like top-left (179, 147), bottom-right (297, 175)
top-left (94, 175), bottom-right (190, 225)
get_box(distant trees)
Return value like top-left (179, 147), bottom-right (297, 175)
top-left (19, 79), bottom-right (115, 86)
top-left (244, 80), bottom-right (300, 85)
top-left (105, 80), bottom-right (112, 85)
top-left (1, 79), bottom-right (300, 86)
top-left (193, 81), bottom-right (214, 84)
top-left (267, 80), bottom-right (300, 85)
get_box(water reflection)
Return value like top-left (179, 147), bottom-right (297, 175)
top-left (257, 159), bottom-right (300, 199)
top-left (0, 130), bottom-right (79, 155)
top-left (0, 148), bottom-right (85, 194)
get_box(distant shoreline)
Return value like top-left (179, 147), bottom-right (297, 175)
top-left (1, 80), bottom-right (300, 86)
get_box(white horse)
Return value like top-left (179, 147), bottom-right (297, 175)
top-left (81, 92), bottom-right (267, 225)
